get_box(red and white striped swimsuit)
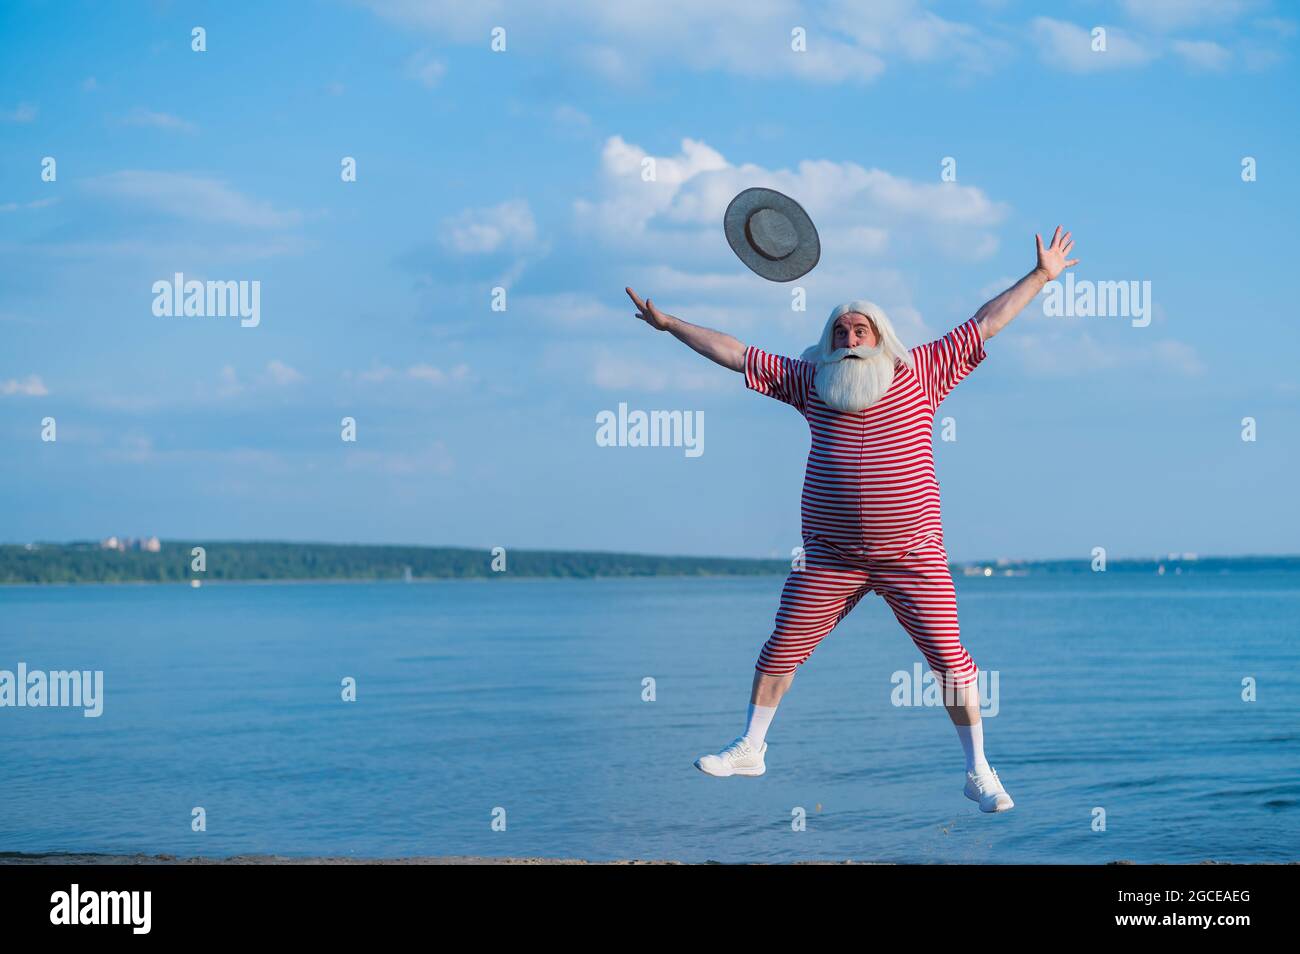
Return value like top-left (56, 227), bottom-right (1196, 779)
top-left (743, 317), bottom-right (986, 688)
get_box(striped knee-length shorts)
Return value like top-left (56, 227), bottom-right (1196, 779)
top-left (755, 535), bottom-right (978, 690)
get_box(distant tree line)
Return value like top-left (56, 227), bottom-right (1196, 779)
top-left (0, 541), bottom-right (790, 584)
top-left (0, 542), bottom-right (1293, 585)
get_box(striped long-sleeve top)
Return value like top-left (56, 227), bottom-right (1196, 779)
top-left (743, 316), bottom-right (986, 557)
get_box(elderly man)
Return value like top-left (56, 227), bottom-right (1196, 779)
top-left (625, 227), bottom-right (1078, 812)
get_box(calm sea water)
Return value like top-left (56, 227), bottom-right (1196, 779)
top-left (1, 571), bottom-right (1297, 863)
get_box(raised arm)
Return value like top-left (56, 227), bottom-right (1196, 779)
top-left (974, 226), bottom-right (1079, 342)
top-left (625, 287), bottom-right (746, 372)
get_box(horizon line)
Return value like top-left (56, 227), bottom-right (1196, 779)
top-left (4, 538), bottom-right (1298, 566)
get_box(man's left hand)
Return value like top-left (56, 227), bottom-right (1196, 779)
top-left (1035, 225), bottom-right (1079, 282)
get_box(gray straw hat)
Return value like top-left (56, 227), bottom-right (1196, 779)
top-left (723, 187), bottom-right (821, 283)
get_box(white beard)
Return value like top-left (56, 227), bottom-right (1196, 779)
top-left (813, 347), bottom-right (897, 413)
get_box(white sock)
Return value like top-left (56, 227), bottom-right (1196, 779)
top-left (955, 721), bottom-right (990, 774)
top-left (744, 703), bottom-right (777, 746)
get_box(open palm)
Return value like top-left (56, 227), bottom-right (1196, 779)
top-left (1036, 226), bottom-right (1079, 281)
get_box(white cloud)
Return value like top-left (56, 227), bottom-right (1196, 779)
top-left (216, 361), bottom-right (303, 397)
top-left (574, 134), bottom-right (1007, 267)
top-left (1034, 11), bottom-right (1281, 75)
top-left (822, 0), bottom-right (1009, 73)
top-left (1031, 18), bottom-right (1156, 72)
top-left (553, 104), bottom-right (592, 129)
top-left (98, 441), bottom-right (299, 472)
top-left (977, 275), bottom-right (1019, 301)
top-left (345, 362), bottom-right (471, 386)
top-left (82, 171), bottom-right (302, 229)
top-left (836, 225), bottom-right (890, 256)
top-left (408, 363), bottom-right (470, 385)
top-left (573, 137), bottom-right (726, 250)
top-left (362, 0), bottom-right (998, 84)
top-left (1240, 42), bottom-right (1284, 71)
top-left (217, 365), bottom-right (243, 398)
top-left (120, 108), bottom-right (199, 134)
top-left (626, 266), bottom-right (758, 298)
top-left (1, 374), bottom-right (49, 397)
top-left (440, 199), bottom-right (538, 254)
top-left (1150, 339), bottom-right (1207, 375)
top-left (591, 349), bottom-right (730, 392)
top-left (1, 102), bottom-right (38, 122)
top-left (511, 292), bottom-right (628, 328)
top-left (1253, 17), bottom-right (1298, 37)
top-left (1007, 326), bottom-right (1205, 377)
top-left (1171, 39), bottom-right (1232, 70)
top-left (352, 363), bottom-right (396, 384)
top-left (105, 433), bottom-right (154, 463)
top-left (573, 44), bottom-right (638, 84)
top-left (5, 236), bottom-right (310, 265)
top-left (96, 393), bottom-right (168, 413)
top-left (0, 197), bottom-right (59, 213)
top-left (1119, 0), bottom-right (1256, 31)
top-left (263, 360), bottom-right (304, 386)
top-left (406, 50), bottom-right (447, 88)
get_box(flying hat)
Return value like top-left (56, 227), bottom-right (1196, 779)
top-left (723, 187), bottom-right (821, 283)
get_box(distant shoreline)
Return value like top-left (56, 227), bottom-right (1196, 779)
top-left (1, 541), bottom-right (1296, 586)
top-left (0, 852), bottom-right (691, 866)
top-left (3, 852), bottom-right (1287, 866)
top-left (0, 573), bottom-right (788, 588)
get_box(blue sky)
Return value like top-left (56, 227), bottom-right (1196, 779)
top-left (1, 0), bottom-right (1297, 561)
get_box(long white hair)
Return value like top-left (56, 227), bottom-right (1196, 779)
top-left (801, 300), bottom-right (914, 369)
top-left (802, 301), bottom-right (914, 413)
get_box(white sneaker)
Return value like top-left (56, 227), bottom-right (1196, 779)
top-left (694, 736), bottom-right (767, 777)
top-left (964, 765), bottom-right (1014, 812)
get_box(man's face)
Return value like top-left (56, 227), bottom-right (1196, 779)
top-left (832, 312), bottom-right (879, 354)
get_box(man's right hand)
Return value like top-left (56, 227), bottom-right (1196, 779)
top-left (623, 285), bottom-right (746, 372)
top-left (626, 286), bottom-right (673, 331)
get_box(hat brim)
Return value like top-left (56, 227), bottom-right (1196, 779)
top-left (724, 187), bottom-right (821, 283)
